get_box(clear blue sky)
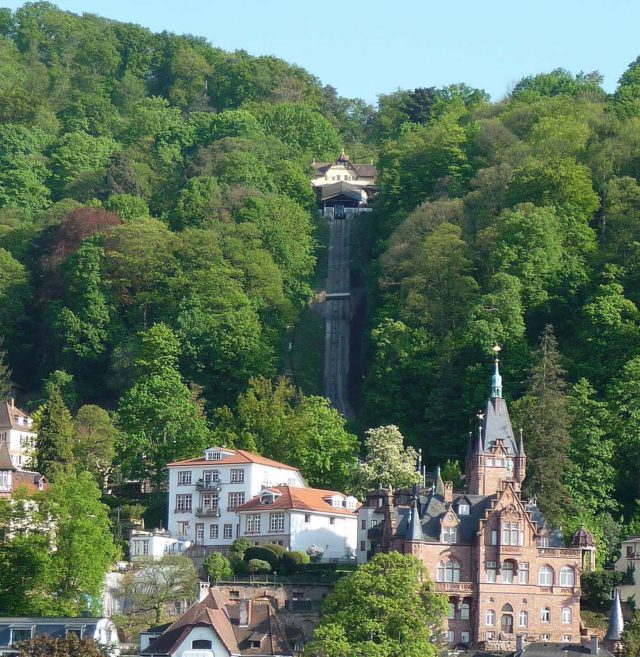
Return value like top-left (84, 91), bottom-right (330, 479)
top-left (3, 0), bottom-right (640, 103)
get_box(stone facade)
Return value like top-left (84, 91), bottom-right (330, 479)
top-left (359, 359), bottom-right (596, 651)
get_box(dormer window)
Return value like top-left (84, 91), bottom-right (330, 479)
top-left (458, 503), bottom-right (470, 516)
top-left (443, 527), bottom-right (457, 543)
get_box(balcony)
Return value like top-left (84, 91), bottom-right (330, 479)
top-left (196, 479), bottom-right (221, 491)
top-left (436, 582), bottom-right (474, 593)
top-left (195, 507), bottom-right (221, 518)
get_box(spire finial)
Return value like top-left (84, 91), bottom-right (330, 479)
top-left (518, 428), bottom-right (526, 456)
top-left (605, 588), bottom-right (624, 643)
top-left (491, 346), bottom-right (503, 398)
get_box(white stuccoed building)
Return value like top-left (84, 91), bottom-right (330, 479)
top-left (235, 486), bottom-right (358, 560)
top-left (167, 448), bottom-right (305, 553)
top-left (0, 399), bottom-right (36, 468)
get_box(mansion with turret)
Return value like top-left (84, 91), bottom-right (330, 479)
top-left (358, 360), bottom-right (596, 651)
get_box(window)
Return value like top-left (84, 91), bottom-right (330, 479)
top-left (230, 468), bottom-right (245, 483)
top-left (491, 530), bottom-right (498, 545)
top-left (486, 632), bottom-right (494, 639)
top-left (0, 432), bottom-right (6, 443)
top-left (175, 494), bottom-right (192, 512)
top-left (562, 607), bottom-right (572, 624)
top-left (177, 521), bottom-right (190, 536)
top-left (458, 503), bottom-right (470, 515)
top-left (142, 540), bottom-right (149, 555)
top-left (461, 603), bottom-right (470, 620)
top-left (540, 607), bottom-right (551, 623)
top-left (486, 561), bottom-right (497, 583)
top-left (539, 536), bottom-right (549, 548)
top-left (210, 524), bottom-right (219, 539)
top-left (502, 561), bottom-right (514, 583)
top-left (502, 521), bottom-right (520, 545)
top-left (329, 517), bottom-right (335, 525)
top-left (247, 514), bottom-right (261, 534)
top-left (486, 609), bottom-right (496, 626)
top-left (448, 602), bottom-right (455, 619)
top-left (519, 611), bottom-right (528, 627)
top-left (270, 513), bottom-right (285, 533)
top-left (560, 567), bottom-right (575, 587)
top-left (562, 635), bottom-right (572, 643)
top-left (12, 629), bottom-right (33, 644)
top-left (206, 451), bottom-right (222, 460)
top-left (0, 470), bottom-right (10, 491)
top-left (177, 471), bottom-right (192, 485)
top-left (361, 519), bottom-right (367, 530)
top-left (541, 634), bottom-right (550, 642)
top-left (202, 493), bottom-right (219, 509)
top-left (360, 540), bottom-right (366, 552)
top-left (461, 632), bottom-right (470, 644)
top-left (443, 526), bottom-right (457, 543)
top-left (192, 640), bottom-right (213, 649)
top-left (437, 559), bottom-right (461, 583)
top-left (305, 514), bottom-right (311, 523)
top-left (447, 631), bottom-right (455, 645)
top-left (203, 470), bottom-right (219, 483)
top-left (223, 524), bottom-right (233, 539)
top-left (370, 519), bottom-right (378, 528)
top-left (196, 523), bottom-right (204, 542)
top-left (538, 565), bottom-right (554, 586)
top-left (519, 562), bottom-right (529, 584)
top-left (227, 492), bottom-right (245, 509)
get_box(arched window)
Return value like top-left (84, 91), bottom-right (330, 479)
top-left (540, 607), bottom-right (551, 623)
top-left (519, 610), bottom-right (528, 627)
top-left (562, 607), bottom-right (572, 624)
top-left (502, 562), bottom-right (514, 584)
top-left (437, 559), bottom-right (461, 583)
top-left (486, 609), bottom-right (496, 626)
top-left (448, 602), bottom-right (455, 619)
top-left (560, 567), bottom-right (575, 587)
top-left (192, 640), bottom-right (213, 649)
top-left (502, 603), bottom-right (514, 612)
top-left (538, 565), bottom-right (554, 586)
top-left (461, 603), bottom-right (470, 620)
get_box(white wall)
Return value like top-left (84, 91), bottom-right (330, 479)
top-left (167, 456), bottom-right (305, 547)
top-left (312, 163), bottom-right (375, 188)
top-left (289, 511), bottom-right (356, 560)
top-left (356, 506), bottom-right (383, 563)
top-left (173, 626), bottom-right (229, 657)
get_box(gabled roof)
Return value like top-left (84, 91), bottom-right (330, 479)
top-left (0, 400), bottom-right (33, 431)
top-left (319, 181), bottom-right (368, 203)
top-left (141, 591), bottom-right (292, 656)
top-left (167, 449), bottom-right (300, 472)
top-left (0, 443), bottom-right (16, 471)
top-left (234, 485), bottom-right (359, 517)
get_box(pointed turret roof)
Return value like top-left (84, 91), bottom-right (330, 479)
top-left (434, 466), bottom-right (445, 497)
top-left (407, 495), bottom-right (424, 542)
top-left (481, 358), bottom-right (518, 455)
top-left (0, 442), bottom-right (16, 471)
top-left (605, 588), bottom-right (624, 642)
top-left (518, 428), bottom-right (526, 457)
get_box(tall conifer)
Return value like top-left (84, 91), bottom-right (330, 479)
top-left (35, 385), bottom-right (74, 479)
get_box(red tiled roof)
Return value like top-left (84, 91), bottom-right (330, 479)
top-left (235, 485), bottom-right (359, 516)
top-left (167, 449), bottom-right (300, 472)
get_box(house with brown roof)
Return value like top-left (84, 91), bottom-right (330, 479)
top-left (0, 399), bottom-right (36, 469)
top-left (235, 486), bottom-right (358, 560)
top-left (140, 590), bottom-right (292, 657)
top-left (0, 441), bottom-right (45, 498)
top-left (167, 448), bottom-right (306, 555)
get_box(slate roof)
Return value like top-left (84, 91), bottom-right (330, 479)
top-left (605, 589), bottom-right (624, 642)
top-left (481, 396), bottom-right (518, 455)
top-left (318, 181), bottom-right (368, 203)
top-left (141, 591), bottom-right (292, 656)
top-left (0, 443), bottom-right (15, 471)
top-left (517, 643), bottom-right (615, 657)
top-left (235, 485), bottom-right (358, 517)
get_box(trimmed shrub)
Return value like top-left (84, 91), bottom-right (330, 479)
top-left (264, 543), bottom-right (286, 559)
top-left (281, 550), bottom-right (310, 574)
top-left (244, 546), bottom-right (280, 569)
top-left (248, 559), bottom-right (271, 575)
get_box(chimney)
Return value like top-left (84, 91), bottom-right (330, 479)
top-left (516, 634), bottom-right (525, 653)
top-left (591, 635), bottom-right (599, 655)
top-left (239, 598), bottom-right (251, 627)
top-left (444, 482), bottom-right (453, 504)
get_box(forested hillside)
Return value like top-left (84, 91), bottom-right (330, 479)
top-left (3, 2), bottom-right (640, 560)
top-left (361, 68), bottom-right (640, 549)
top-left (0, 3), bottom-right (372, 485)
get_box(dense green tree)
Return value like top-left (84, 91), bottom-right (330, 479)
top-left (34, 385), bottom-right (75, 479)
top-left (203, 552), bottom-right (233, 582)
top-left (15, 634), bottom-right (106, 657)
top-left (73, 404), bottom-right (117, 488)
top-left (304, 552), bottom-right (446, 657)
top-left (117, 323), bottom-right (210, 484)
